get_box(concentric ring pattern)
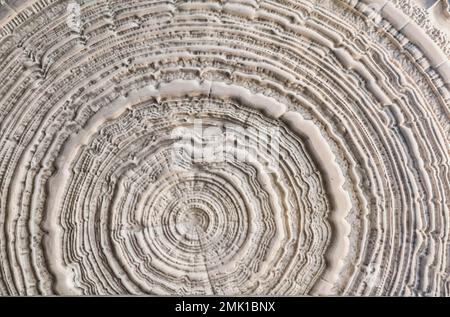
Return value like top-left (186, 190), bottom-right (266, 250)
top-left (0, 0), bottom-right (449, 296)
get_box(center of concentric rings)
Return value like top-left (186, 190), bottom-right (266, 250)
top-left (61, 94), bottom-right (335, 294)
top-left (178, 207), bottom-right (210, 235)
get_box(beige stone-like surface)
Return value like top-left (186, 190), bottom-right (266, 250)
top-left (0, 0), bottom-right (449, 296)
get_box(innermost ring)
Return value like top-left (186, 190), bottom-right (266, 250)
top-left (185, 208), bottom-right (205, 228)
top-left (179, 207), bottom-right (210, 234)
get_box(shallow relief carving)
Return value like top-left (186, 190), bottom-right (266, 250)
top-left (0, 0), bottom-right (448, 296)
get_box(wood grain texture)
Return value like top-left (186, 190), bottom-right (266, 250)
top-left (0, 0), bottom-right (448, 296)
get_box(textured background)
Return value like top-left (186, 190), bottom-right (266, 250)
top-left (0, 0), bottom-right (449, 295)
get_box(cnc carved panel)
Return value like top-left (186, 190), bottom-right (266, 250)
top-left (0, 0), bottom-right (449, 296)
